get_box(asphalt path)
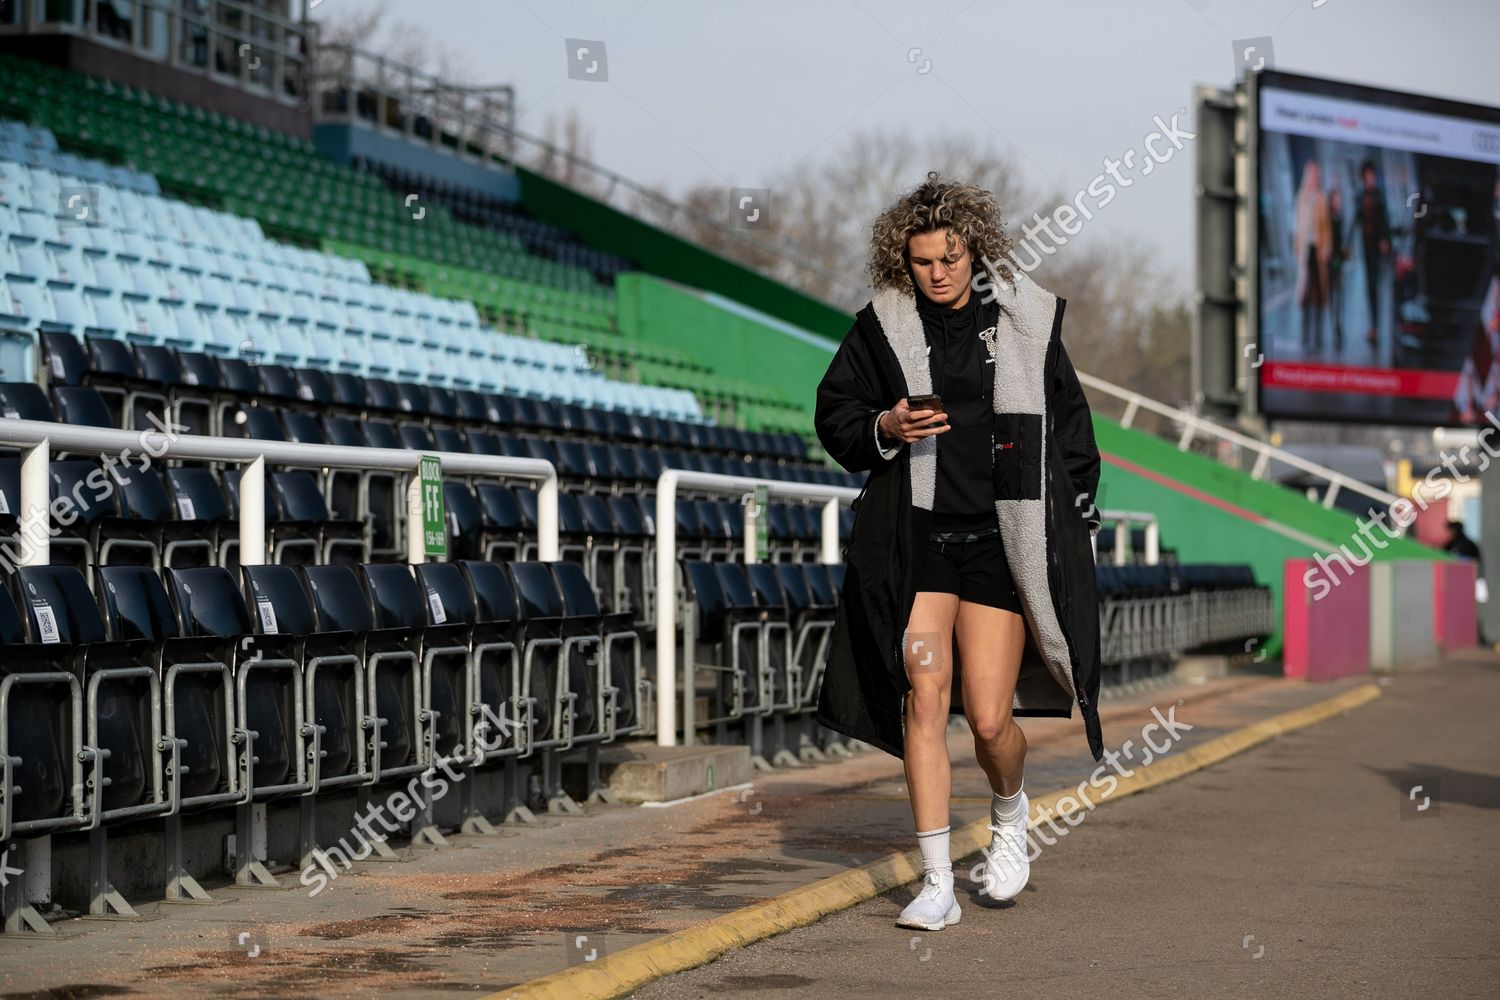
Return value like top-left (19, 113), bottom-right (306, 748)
top-left (634, 653), bottom-right (1500, 1000)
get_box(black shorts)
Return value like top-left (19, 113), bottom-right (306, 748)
top-left (912, 526), bottom-right (1023, 614)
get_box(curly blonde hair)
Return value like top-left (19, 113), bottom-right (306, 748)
top-left (865, 171), bottom-right (1016, 294)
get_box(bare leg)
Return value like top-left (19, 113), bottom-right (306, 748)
top-left (902, 591), bottom-right (961, 832)
top-left (955, 600), bottom-right (1028, 797)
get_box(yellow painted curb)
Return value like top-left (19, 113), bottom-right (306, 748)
top-left (489, 682), bottom-right (1382, 1000)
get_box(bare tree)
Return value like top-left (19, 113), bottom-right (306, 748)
top-left (620, 126), bottom-right (1193, 410)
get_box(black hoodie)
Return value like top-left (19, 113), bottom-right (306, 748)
top-left (914, 285), bottom-right (1001, 532)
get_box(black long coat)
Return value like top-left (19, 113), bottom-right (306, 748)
top-left (812, 269), bottom-right (1105, 763)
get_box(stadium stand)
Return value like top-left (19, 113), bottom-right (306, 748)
top-left (0, 47), bottom-right (1291, 934)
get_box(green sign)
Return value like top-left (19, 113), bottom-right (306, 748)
top-left (419, 455), bottom-right (447, 558)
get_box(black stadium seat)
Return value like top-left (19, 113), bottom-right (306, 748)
top-left (457, 559), bottom-right (527, 759)
top-left (0, 380), bottom-right (55, 421)
top-left (96, 564), bottom-right (235, 810)
top-left (360, 561), bottom-right (469, 784)
top-left (298, 564), bottom-right (375, 792)
top-left (16, 564), bottom-right (158, 820)
top-left (0, 578), bottom-right (82, 838)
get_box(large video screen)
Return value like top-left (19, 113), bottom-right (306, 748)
top-left (1254, 69), bottom-right (1500, 427)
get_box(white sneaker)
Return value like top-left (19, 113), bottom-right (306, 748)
top-left (896, 869), bottom-right (960, 930)
top-left (981, 790), bottom-right (1030, 901)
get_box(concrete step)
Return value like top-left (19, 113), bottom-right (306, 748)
top-left (565, 741), bottom-right (753, 804)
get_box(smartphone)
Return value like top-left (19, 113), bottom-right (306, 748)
top-left (907, 393), bottom-right (946, 415)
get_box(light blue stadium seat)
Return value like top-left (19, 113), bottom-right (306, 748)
top-left (333, 332), bottom-right (368, 375)
top-left (298, 326), bottom-right (335, 369)
top-left (140, 195), bottom-right (182, 242)
top-left (0, 139), bottom-right (28, 167)
top-left (49, 286), bottom-right (96, 337)
top-left (124, 261), bottom-right (170, 301)
top-left (13, 208), bottom-right (63, 247)
top-left (235, 317), bottom-right (273, 361)
top-left (0, 239), bottom-right (19, 282)
top-left (390, 340), bottom-right (422, 382)
top-left (0, 162), bottom-right (30, 205)
top-left (22, 148), bottom-right (61, 174)
top-left (153, 238), bottom-right (191, 273)
top-left (396, 313), bottom-right (425, 349)
top-left (169, 303), bottom-right (208, 352)
top-left (259, 286), bottom-right (295, 323)
top-left (407, 294), bottom-right (437, 325)
top-left (28, 126), bottom-right (59, 153)
top-left (161, 267), bottom-right (200, 305)
top-left (198, 310), bottom-right (243, 357)
top-left (12, 241), bottom-right (56, 284)
top-left (127, 298), bottom-right (178, 346)
top-left (338, 304), bottom-right (370, 342)
top-left (285, 289), bottom-right (317, 327)
top-left (104, 165), bottom-right (136, 190)
top-left (0, 279), bottom-right (34, 327)
top-left (115, 229), bottom-right (157, 264)
top-left (268, 321), bottom-right (306, 367)
top-left (453, 300), bottom-right (481, 329)
top-left (87, 254), bottom-right (131, 295)
top-left (228, 279), bottom-right (266, 316)
top-left (198, 247), bottom-right (236, 282)
top-left (81, 223), bottom-right (122, 259)
top-left (9, 280), bottom-right (59, 332)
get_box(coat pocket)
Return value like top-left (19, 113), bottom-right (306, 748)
top-left (992, 412), bottom-right (1043, 501)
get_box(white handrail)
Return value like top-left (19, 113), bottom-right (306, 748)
top-left (654, 468), bottom-right (858, 747)
top-left (1077, 371), bottom-right (1400, 513)
top-left (1098, 508), bottom-right (1160, 565)
top-left (0, 419), bottom-right (559, 568)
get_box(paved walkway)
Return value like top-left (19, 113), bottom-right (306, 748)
top-left (636, 649), bottom-right (1499, 1000)
top-left (1, 655), bottom-right (1484, 999)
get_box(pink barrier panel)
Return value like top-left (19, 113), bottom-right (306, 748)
top-left (1433, 560), bottom-right (1478, 653)
top-left (1412, 498), bottom-right (1452, 547)
top-left (1283, 558), bottom-right (1370, 681)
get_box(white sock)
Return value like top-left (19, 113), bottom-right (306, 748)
top-left (992, 779), bottom-right (1025, 826)
top-left (916, 825), bottom-right (952, 876)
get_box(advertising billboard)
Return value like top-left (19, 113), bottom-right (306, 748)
top-left (1253, 69), bottom-right (1500, 427)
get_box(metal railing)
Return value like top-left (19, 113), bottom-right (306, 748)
top-left (304, 43), bottom-right (869, 306)
top-left (1097, 509), bottom-right (1161, 565)
top-left (0, 0), bottom-right (314, 107)
top-left (0, 418), bottom-right (559, 568)
top-left (0, 416), bottom-right (559, 929)
top-left (1078, 370), bottom-right (1401, 515)
top-left (309, 41), bottom-right (516, 162)
top-left (653, 468), bottom-right (857, 747)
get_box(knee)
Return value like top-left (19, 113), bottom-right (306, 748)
top-left (905, 683), bottom-right (949, 726)
top-left (970, 712), bottom-right (1015, 745)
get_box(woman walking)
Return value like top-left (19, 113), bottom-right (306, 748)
top-left (1293, 159), bottom-right (1332, 354)
top-left (813, 173), bottom-right (1104, 931)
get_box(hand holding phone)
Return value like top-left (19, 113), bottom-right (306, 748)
top-left (906, 393), bottom-right (945, 415)
top-left (880, 394), bottom-right (949, 443)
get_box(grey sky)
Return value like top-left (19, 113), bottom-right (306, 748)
top-left (373, 0), bottom-right (1500, 294)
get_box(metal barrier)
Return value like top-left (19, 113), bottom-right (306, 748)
top-left (1097, 509), bottom-right (1161, 565)
top-left (0, 417), bottom-right (558, 931)
top-left (0, 418), bottom-right (559, 567)
top-left (0, 0), bottom-right (314, 107)
top-left (653, 468), bottom-right (857, 747)
top-left (1078, 370), bottom-right (1401, 514)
